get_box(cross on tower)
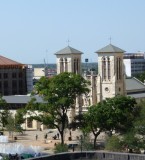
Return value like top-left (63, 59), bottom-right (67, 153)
top-left (67, 39), bottom-right (70, 46)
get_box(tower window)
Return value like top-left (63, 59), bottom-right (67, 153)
top-left (74, 59), bottom-right (76, 74)
top-left (65, 58), bottom-right (68, 72)
top-left (102, 57), bottom-right (106, 80)
top-left (117, 57), bottom-right (122, 80)
top-left (108, 57), bottom-right (111, 80)
top-left (60, 58), bottom-right (64, 73)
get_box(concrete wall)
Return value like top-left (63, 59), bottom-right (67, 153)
top-left (28, 151), bottom-right (145, 160)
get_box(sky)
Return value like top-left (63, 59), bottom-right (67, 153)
top-left (0, 0), bottom-right (145, 64)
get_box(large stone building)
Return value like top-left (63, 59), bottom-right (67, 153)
top-left (55, 44), bottom-right (127, 120)
top-left (2, 44), bottom-right (145, 130)
top-left (0, 55), bottom-right (33, 95)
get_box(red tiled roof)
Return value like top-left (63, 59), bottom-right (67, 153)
top-left (0, 55), bottom-right (23, 65)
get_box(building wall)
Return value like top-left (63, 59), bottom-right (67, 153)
top-left (0, 66), bottom-right (27, 95)
top-left (123, 53), bottom-right (145, 77)
top-left (56, 54), bottom-right (82, 74)
top-left (123, 59), bottom-right (131, 77)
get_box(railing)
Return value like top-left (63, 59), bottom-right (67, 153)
top-left (28, 151), bottom-right (145, 160)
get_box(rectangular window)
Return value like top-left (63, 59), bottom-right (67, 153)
top-left (4, 81), bottom-right (8, 88)
top-left (12, 80), bottom-right (17, 88)
top-left (19, 72), bottom-right (23, 78)
top-left (12, 73), bottom-right (17, 78)
top-left (19, 80), bottom-right (23, 88)
top-left (3, 73), bottom-right (8, 79)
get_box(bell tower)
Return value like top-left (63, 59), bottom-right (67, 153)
top-left (55, 46), bottom-right (83, 75)
top-left (95, 44), bottom-right (126, 101)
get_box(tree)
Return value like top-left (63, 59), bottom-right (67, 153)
top-left (134, 72), bottom-right (145, 83)
top-left (74, 95), bottom-right (139, 149)
top-left (105, 135), bottom-right (122, 152)
top-left (5, 114), bottom-right (16, 139)
top-left (26, 72), bottom-right (90, 145)
top-left (0, 96), bottom-right (11, 130)
top-left (15, 109), bottom-right (26, 133)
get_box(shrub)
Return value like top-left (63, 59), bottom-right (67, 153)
top-left (105, 135), bottom-right (122, 152)
top-left (54, 143), bottom-right (68, 153)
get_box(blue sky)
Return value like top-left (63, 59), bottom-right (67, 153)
top-left (0, 0), bottom-right (145, 64)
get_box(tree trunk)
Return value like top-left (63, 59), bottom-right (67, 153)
top-left (93, 130), bottom-right (101, 149)
top-left (60, 130), bottom-right (64, 145)
top-left (93, 135), bottom-right (98, 149)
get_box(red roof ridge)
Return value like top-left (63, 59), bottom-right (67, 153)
top-left (0, 55), bottom-right (24, 65)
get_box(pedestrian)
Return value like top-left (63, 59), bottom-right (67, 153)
top-left (36, 134), bottom-right (38, 140)
top-left (69, 130), bottom-right (72, 137)
top-left (57, 133), bottom-right (59, 139)
top-left (44, 133), bottom-right (47, 139)
top-left (72, 145), bottom-right (75, 152)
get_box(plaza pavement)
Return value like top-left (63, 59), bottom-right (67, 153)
top-left (3, 128), bottom-right (106, 154)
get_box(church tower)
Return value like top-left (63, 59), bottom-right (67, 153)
top-left (95, 44), bottom-right (126, 101)
top-left (55, 46), bottom-right (83, 74)
top-left (55, 45), bottom-right (83, 122)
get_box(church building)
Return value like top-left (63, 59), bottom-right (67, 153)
top-left (55, 44), bottom-right (126, 120)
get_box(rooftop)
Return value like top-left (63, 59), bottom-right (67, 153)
top-left (0, 55), bottom-right (23, 66)
top-left (55, 46), bottom-right (83, 55)
top-left (126, 77), bottom-right (145, 93)
top-left (96, 44), bottom-right (125, 53)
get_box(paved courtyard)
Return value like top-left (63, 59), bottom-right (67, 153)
top-left (3, 128), bottom-right (106, 154)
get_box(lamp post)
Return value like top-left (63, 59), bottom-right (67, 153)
top-left (80, 135), bottom-right (83, 153)
top-left (80, 135), bottom-right (84, 160)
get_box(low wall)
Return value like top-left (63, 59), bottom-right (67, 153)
top-left (28, 151), bottom-right (145, 160)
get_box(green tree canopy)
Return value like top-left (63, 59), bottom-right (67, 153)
top-left (73, 95), bottom-right (139, 149)
top-left (0, 96), bottom-right (11, 130)
top-left (26, 72), bottom-right (90, 144)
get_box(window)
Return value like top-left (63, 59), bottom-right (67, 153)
top-left (105, 87), bottom-right (109, 91)
top-left (65, 58), bottom-right (68, 72)
top-left (119, 58), bottom-right (121, 80)
top-left (27, 118), bottom-right (33, 128)
top-left (12, 73), bottom-right (17, 78)
top-left (12, 80), bottom-right (17, 88)
top-left (3, 73), bottom-right (8, 79)
top-left (108, 57), bottom-right (111, 80)
top-left (102, 57), bottom-right (106, 80)
top-left (60, 58), bottom-right (64, 73)
top-left (19, 80), bottom-right (23, 88)
top-left (74, 59), bottom-right (76, 73)
top-left (19, 72), bottom-right (23, 78)
top-left (116, 57), bottom-right (122, 80)
top-left (4, 81), bottom-right (8, 88)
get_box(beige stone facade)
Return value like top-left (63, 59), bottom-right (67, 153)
top-left (55, 44), bottom-right (126, 121)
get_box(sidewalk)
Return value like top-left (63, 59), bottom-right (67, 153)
top-left (3, 129), bottom-right (106, 154)
top-left (3, 129), bottom-right (82, 154)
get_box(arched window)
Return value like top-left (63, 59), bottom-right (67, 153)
top-left (102, 57), bottom-right (106, 80)
top-left (108, 57), bottom-right (111, 80)
top-left (116, 57), bottom-right (121, 80)
top-left (116, 58), bottom-right (119, 80)
top-left (74, 59), bottom-right (76, 73)
top-left (60, 58), bottom-right (64, 73)
top-left (65, 58), bottom-right (68, 72)
top-left (119, 58), bottom-right (121, 80)
top-left (76, 59), bottom-right (79, 74)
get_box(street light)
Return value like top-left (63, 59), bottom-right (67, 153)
top-left (80, 135), bottom-right (83, 152)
